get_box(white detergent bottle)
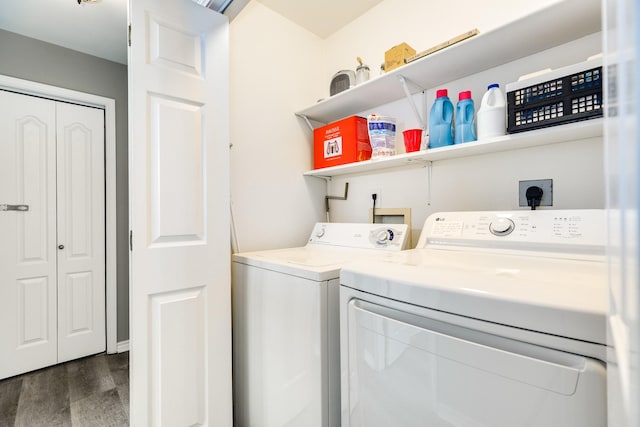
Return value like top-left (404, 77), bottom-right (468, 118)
top-left (477, 83), bottom-right (506, 139)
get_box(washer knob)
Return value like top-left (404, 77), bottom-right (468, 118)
top-left (489, 218), bottom-right (515, 236)
top-left (375, 229), bottom-right (395, 245)
top-left (315, 228), bottom-right (325, 238)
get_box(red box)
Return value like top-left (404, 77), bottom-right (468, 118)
top-left (313, 116), bottom-right (372, 169)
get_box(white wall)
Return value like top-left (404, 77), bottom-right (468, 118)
top-left (229, 1), bottom-right (326, 252)
top-left (322, 0), bottom-right (562, 83)
top-left (231, 0), bottom-right (604, 250)
top-left (321, 1), bottom-right (605, 246)
top-left (327, 32), bottom-right (604, 244)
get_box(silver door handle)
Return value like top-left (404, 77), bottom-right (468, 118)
top-left (0, 204), bottom-right (29, 212)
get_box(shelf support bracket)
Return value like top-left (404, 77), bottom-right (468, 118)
top-left (325, 181), bottom-right (349, 222)
top-left (306, 174), bottom-right (331, 181)
top-left (295, 113), bottom-right (316, 132)
top-left (398, 75), bottom-right (427, 130)
top-left (426, 161), bottom-right (433, 206)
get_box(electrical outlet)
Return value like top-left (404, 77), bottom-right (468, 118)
top-left (519, 179), bottom-right (553, 207)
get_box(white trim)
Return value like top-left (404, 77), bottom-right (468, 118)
top-left (104, 99), bottom-right (118, 355)
top-left (117, 339), bottom-right (130, 353)
top-left (0, 74), bottom-right (119, 355)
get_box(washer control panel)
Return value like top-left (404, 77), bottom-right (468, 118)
top-left (373, 228), bottom-right (394, 244)
top-left (418, 210), bottom-right (605, 253)
top-left (308, 223), bottom-right (408, 250)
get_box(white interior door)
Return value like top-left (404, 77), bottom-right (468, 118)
top-left (0, 90), bottom-right (106, 379)
top-left (604, 0), bottom-right (640, 425)
top-left (0, 90), bottom-right (58, 379)
top-left (56, 102), bottom-right (106, 363)
top-left (128, 0), bottom-right (231, 425)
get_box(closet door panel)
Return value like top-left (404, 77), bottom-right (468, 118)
top-left (56, 102), bottom-right (106, 363)
top-left (0, 90), bottom-right (57, 379)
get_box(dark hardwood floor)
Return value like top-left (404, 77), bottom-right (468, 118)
top-left (0, 352), bottom-right (129, 427)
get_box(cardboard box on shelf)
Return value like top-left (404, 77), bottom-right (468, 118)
top-left (313, 116), bottom-right (372, 169)
top-left (384, 42), bottom-right (416, 72)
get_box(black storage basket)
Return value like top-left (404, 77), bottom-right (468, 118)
top-left (507, 66), bottom-right (602, 133)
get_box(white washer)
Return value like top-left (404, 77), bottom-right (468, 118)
top-left (339, 210), bottom-right (607, 427)
top-left (232, 222), bottom-right (409, 427)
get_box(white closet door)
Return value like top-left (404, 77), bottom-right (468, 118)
top-left (0, 91), bottom-right (106, 380)
top-left (0, 90), bottom-right (58, 379)
top-left (56, 102), bottom-right (105, 363)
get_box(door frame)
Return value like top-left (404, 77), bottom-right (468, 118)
top-left (0, 74), bottom-right (118, 354)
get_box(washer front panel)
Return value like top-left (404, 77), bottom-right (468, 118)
top-left (340, 248), bottom-right (606, 345)
top-left (339, 289), bottom-right (606, 427)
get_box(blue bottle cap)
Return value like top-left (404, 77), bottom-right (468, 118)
top-left (488, 83), bottom-right (500, 89)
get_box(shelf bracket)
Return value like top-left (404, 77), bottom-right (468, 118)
top-left (325, 181), bottom-right (349, 222)
top-left (426, 161), bottom-right (433, 206)
top-left (398, 75), bottom-right (427, 130)
top-left (295, 113), bottom-right (317, 132)
top-left (306, 174), bottom-right (331, 181)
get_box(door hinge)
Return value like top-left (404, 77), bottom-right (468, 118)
top-left (128, 24), bottom-right (131, 47)
top-left (129, 230), bottom-right (133, 251)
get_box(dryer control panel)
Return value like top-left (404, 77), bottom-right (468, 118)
top-left (417, 210), bottom-right (605, 255)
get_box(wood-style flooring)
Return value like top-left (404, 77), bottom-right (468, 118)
top-left (0, 352), bottom-right (129, 427)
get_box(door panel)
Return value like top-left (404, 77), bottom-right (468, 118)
top-left (17, 115), bottom-right (52, 264)
top-left (0, 90), bottom-right (57, 379)
top-left (18, 277), bottom-right (51, 346)
top-left (129, 0), bottom-right (231, 425)
top-left (56, 102), bottom-right (105, 363)
top-left (149, 95), bottom-right (204, 243)
top-left (149, 16), bottom-right (204, 77)
top-left (150, 288), bottom-right (206, 426)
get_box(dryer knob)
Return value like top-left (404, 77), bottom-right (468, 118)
top-left (315, 228), bottom-right (325, 238)
top-left (489, 218), bottom-right (515, 236)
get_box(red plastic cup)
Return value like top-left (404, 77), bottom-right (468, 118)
top-left (402, 129), bottom-right (422, 152)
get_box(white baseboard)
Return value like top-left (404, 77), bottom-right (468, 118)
top-left (117, 340), bottom-right (130, 353)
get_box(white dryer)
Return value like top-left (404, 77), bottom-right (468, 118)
top-left (339, 210), bottom-right (607, 427)
top-left (232, 222), bottom-right (409, 427)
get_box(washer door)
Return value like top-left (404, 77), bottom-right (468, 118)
top-left (343, 299), bottom-right (606, 427)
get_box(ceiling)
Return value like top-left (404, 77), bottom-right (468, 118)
top-left (256, 0), bottom-right (383, 38)
top-left (0, 0), bottom-right (129, 64)
top-left (0, 0), bottom-right (382, 65)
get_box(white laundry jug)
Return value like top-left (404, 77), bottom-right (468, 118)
top-left (477, 83), bottom-right (506, 139)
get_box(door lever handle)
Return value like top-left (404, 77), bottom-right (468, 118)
top-left (0, 204), bottom-right (29, 212)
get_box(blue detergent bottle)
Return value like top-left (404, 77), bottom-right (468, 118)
top-left (454, 90), bottom-right (477, 144)
top-left (428, 89), bottom-right (454, 148)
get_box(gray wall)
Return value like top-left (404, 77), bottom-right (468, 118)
top-left (0, 29), bottom-right (129, 342)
